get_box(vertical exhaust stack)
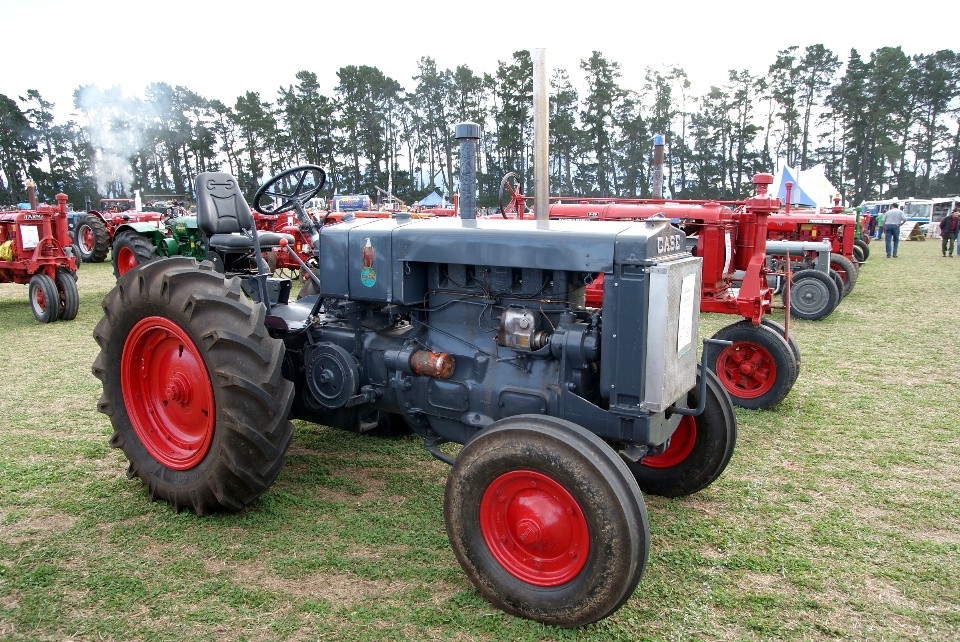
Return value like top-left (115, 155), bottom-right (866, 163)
top-left (455, 122), bottom-right (480, 220)
top-left (652, 134), bottom-right (664, 199)
top-left (533, 48), bottom-right (549, 220)
top-left (26, 179), bottom-right (38, 210)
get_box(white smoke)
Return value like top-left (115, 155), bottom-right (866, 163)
top-left (74, 85), bottom-right (157, 198)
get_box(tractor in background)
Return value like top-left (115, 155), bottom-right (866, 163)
top-left (68, 198), bottom-right (164, 263)
top-left (0, 193), bottom-right (79, 323)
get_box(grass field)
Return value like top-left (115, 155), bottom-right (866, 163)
top-left (0, 240), bottom-right (957, 641)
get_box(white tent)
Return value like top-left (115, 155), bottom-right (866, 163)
top-left (772, 164), bottom-right (839, 208)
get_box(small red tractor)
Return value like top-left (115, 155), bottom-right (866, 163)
top-left (0, 193), bottom-right (79, 323)
top-left (498, 174), bottom-right (803, 410)
top-left (69, 198), bottom-right (164, 263)
top-left (767, 185), bottom-right (866, 299)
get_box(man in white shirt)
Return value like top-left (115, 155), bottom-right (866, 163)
top-left (884, 203), bottom-right (906, 258)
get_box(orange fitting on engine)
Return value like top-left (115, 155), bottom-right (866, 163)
top-left (410, 350), bottom-right (455, 379)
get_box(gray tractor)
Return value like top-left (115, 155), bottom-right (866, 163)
top-left (93, 140), bottom-right (736, 626)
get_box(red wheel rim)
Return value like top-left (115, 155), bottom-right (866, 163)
top-left (80, 226), bottom-right (95, 253)
top-left (479, 470), bottom-right (589, 586)
top-left (120, 316), bottom-right (215, 470)
top-left (831, 262), bottom-right (848, 282)
top-left (643, 415), bottom-right (696, 468)
top-left (715, 340), bottom-right (777, 399)
top-left (116, 246), bottom-right (137, 275)
top-left (34, 286), bottom-right (47, 312)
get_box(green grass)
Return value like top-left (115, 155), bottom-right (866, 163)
top-left (0, 241), bottom-right (958, 641)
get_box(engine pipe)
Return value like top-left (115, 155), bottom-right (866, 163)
top-left (455, 122), bottom-right (480, 220)
top-left (533, 48), bottom-right (549, 221)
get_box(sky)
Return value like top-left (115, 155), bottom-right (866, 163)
top-left (2, 0), bottom-right (958, 124)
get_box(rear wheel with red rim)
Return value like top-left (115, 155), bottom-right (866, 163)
top-left (705, 322), bottom-right (797, 409)
top-left (625, 365), bottom-right (737, 498)
top-left (445, 415), bottom-right (648, 627)
top-left (92, 257), bottom-right (295, 515)
top-left (75, 213), bottom-right (110, 263)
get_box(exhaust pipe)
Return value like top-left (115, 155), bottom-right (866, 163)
top-left (455, 122), bottom-right (480, 220)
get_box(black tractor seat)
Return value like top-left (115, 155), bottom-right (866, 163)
top-left (196, 171), bottom-right (293, 252)
top-left (208, 231), bottom-right (294, 250)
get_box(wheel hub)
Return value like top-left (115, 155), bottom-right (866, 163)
top-left (479, 470), bottom-right (589, 586)
top-left (35, 287), bottom-right (46, 311)
top-left (120, 316), bottom-right (215, 470)
top-left (716, 340), bottom-right (776, 398)
top-left (165, 373), bottom-right (192, 406)
top-left (81, 226), bottom-right (94, 252)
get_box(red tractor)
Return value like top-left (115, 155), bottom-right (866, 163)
top-left (0, 193), bottom-right (80, 323)
top-left (497, 173), bottom-right (801, 410)
top-left (767, 186), bottom-right (865, 299)
top-left (70, 198), bottom-right (164, 263)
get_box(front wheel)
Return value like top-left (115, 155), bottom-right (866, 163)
top-left (625, 366), bottom-right (737, 497)
top-left (854, 238), bottom-right (870, 261)
top-left (55, 269), bottom-right (79, 321)
top-left (445, 415), bottom-right (648, 627)
top-left (704, 322), bottom-right (797, 409)
top-left (28, 273), bottom-right (60, 323)
top-left (112, 230), bottom-right (159, 279)
top-left (92, 258), bottom-right (295, 515)
top-left (829, 254), bottom-right (858, 296)
top-left (788, 270), bottom-right (839, 321)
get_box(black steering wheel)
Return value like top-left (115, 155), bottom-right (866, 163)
top-left (253, 165), bottom-right (326, 215)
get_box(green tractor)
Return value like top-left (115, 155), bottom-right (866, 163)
top-left (112, 217), bottom-right (206, 278)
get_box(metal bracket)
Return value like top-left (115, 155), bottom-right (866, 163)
top-left (423, 428), bottom-right (455, 466)
top-left (667, 338), bottom-right (732, 417)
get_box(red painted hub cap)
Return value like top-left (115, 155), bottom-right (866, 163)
top-left (479, 470), bottom-right (589, 586)
top-left (715, 341), bottom-right (777, 398)
top-left (80, 226), bottom-right (95, 253)
top-left (116, 246), bottom-right (137, 275)
top-left (643, 415), bottom-right (696, 468)
top-left (34, 287), bottom-right (47, 312)
top-left (120, 316), bottom-right (215, 470)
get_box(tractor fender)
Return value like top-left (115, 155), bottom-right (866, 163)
top-left (114, 222), bottom-right (166, 239)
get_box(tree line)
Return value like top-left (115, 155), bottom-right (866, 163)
top-left (1, 46), bottom-right (958, 209)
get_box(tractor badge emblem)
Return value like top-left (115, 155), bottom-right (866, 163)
top-left (360, 238), bottom-right (376, 287)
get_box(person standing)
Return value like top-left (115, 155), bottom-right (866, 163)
top-left (884, 203), bottom-right (906, 258)
top-left (940, 207), bottom-right (960, 257)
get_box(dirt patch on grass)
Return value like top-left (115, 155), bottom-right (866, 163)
top-left (0, 510), bottom-right (76, 544)
top-left (202, 557), bottom-right (431, 608)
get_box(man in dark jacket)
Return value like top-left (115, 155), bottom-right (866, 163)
top-left (941, 208), bottom-right (960, 257)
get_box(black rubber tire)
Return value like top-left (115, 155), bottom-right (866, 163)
top-left (854, 238), bottom-right (870, 261)
top-left (704, 322), bottom-right (796, 410)
top-left (829, 269), bottom-right (845, 301)
top-left (91, 257), bottom-right (295, 515)
top-left (55, 269), bottom-right (79, 321)
top-left (69, 244), bottom-right (82, 270)
top-left (625, 366), bottom-right (737, 497)
top-left (75, 213), bottom-right (110, 263)
top-left (445, 415), bottom-right (649, 627)
top-left (829, 254), bottom-right (858, 296)
top-left (788, 270), bottom-right (839, 321)
top-left (852, 244), bottom-right (866, 263)
top-left (758, 318), bottom-right (800, 383)
top-left (28, 273), bottom-right (60, 323)
top-left (112, 230), bottom-right (160, 279)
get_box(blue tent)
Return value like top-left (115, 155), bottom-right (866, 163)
top-left (418, 191), bottom-right (451, 208)
top-left (773, 166), bottom-right (817, 206)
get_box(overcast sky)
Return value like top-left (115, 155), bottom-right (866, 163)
top-left (3, 0), bottom-right (957, 123)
